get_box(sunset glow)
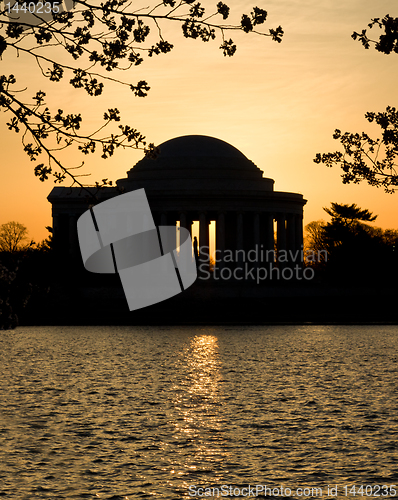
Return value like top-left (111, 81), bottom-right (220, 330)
top-left (1, 0), bottom-right (397, 242)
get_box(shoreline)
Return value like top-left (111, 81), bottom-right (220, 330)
top-left (17, 280), bottom-right (398, 326)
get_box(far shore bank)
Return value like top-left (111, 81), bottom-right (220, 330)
top-left (18, 278), bottom-right (398, 326)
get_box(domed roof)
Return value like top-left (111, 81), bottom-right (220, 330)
top-left (117, 134), bottom-right (274, 192)
top-left (151, 135), bottom-right (248, 160)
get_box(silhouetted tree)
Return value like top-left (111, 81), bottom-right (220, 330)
top-left (0, 0), bottom-right (283, 193)
top-left (0, 224), bottom-right (55, 329)
top-left (304, 219), bottom-right (326, 260)
top-left (0, 221), bottom-right (31, 252)
top-left (303, 220), bottom-right (328, 277)
top-left (0, 262), bottom-right (19, 329)
top-left (316, 202), bottom-right (398, 285)
top-left (323, 203), bottom-right (377, 227)
top-left (321, 202), bottom-right (376, 250)
top-left (314, 15), bottom-right (398, 193)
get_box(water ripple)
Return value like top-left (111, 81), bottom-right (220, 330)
top-left (0, 325), bottom-right (397, 498)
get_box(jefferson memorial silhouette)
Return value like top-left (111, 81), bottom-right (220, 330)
top-left (48, 135), bottom-right (307, 272)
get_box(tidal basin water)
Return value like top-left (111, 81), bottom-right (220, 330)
top-left (1, 325), bottom-right (398, 499)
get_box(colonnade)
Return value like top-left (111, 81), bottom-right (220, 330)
top-left (54, 209), bottom-right (304, 274)
top-left (152, 210), bottom-right (304, 270)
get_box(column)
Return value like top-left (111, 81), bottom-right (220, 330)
top-left (160, 212), bottom-right (173, 253)
top-left (179, 211), bottom-right (187, 253)
top-left (236, 212), bottom-right (243, 264)
top-left (167, 214), bottom-right (180, 260)
top-left (52, 213), bottom-right (60, 251)
top-left (253, 213), bottom-right (260, 269)
top-left (216, 212), bottom-right (225, 270)
top-left (159, 213), bottom-right (171, 256)
top-left (163, 217), bottom-right (177, 259)
top-left (52, 213), bottom-right (60, 233)
top-left (160, 213), bottom-right (167, 226)
top-left (264, 213), bottom-right (274, 270)
top-left (295, 214), bottom-right (304, 268)
top-left (180, 212), bottom-right (194, 272)
top-left (180, 211), bottom-right (193, 237)
top-left (150, 211), bottom-right (158, 227)
top-left (179, 212), bottom-right (187, 232)
top-left (277, 214), bottom-right (287, 268)
top-left (68, 214), bottom-right (78, 258)
top-left (287, 214), bottom-right (296, 265)
top-left (199, 212), bottom-right (210, 273)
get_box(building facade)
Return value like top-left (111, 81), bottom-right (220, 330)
top-left (48, 135), bottom-right (307, 272)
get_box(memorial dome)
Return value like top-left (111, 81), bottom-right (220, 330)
top-left (149, 135), bottom-right (248, 160)
top-left (117, 134), bottom-right (274, 191)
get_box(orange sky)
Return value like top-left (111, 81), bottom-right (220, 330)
top-left (1, 0), bottom-right (398, 243)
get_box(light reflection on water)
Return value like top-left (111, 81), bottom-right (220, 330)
top-left (0, 325), bottom-right (398, 499)
top-left (165, 334), bottom-right (227, 492)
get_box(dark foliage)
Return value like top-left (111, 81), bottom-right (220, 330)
top-left (0, 232), bottom-right (54, 329)
top-left (352, 15), bottom-right (398, 55)
top-left (314, 107), bottom-right (398, 193)
top-left (306, 203), bottom-right (398, 285)
top-left (316, 15), bottom-right (398, 192)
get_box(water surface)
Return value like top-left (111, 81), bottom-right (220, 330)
top-left (1, 325), bottom-right (397, 499)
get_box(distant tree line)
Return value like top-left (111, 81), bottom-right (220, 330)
top-left (305, 203), bottom-right (398, 285)
top-left (1, 204), bottom-right (397, 329)
top-left (0, 221), bottom-right (53, 329)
